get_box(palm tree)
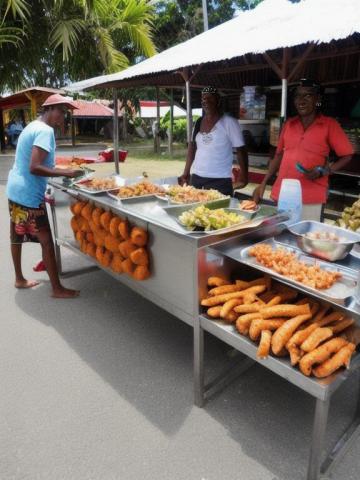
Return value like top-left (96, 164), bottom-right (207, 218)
top-left (50, 0), bottom-right (156, 73)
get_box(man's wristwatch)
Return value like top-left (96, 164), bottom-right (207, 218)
top-left (315, 165), bottom-right (331, 177)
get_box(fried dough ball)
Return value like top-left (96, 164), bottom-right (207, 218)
top-left (119, 220), bottom-right (130, 239)
top-left (104, 234), bottom-right (121, 253)
top-left (92, 207), bottom-right (104, 227)
top-left (100, 211), bottom-right (113, 231)
top-left (121, 258), bottom-right (135, 275)
top-left (95, 246), bottom-right (105, 263)
top-left (130, 226), bottom-right (148, 247)
top-left (86, 242), bottom-right (96, 258)
top-left (93, 228), bottom-right (107, 247)
top-left (70, 202), bottom-right (78, 215)
top-left (76, 230), bottom-right (85, 243)
top-left (80, 239), bottom-right (88, 253)
top-left (100, 249), bottom-right (112, 268)
top-left (118, 240), bottom-right (137, 258)
top-left (86, 232), bottom-right (94, 243)
top-left (110, 253), bottom-right (124, 273)
top-left (130, 247), bottom-right (149, 266)
top-left (70, 216), bottom-right (79, 233)
top-left (81, 202), bottom-right (94, 221)
top-left (88, 219), bottom-right (97, 233)
top-left (133, 265), bottom-right (150, 281)
top-left (109, 217), bottom-right (121, 238)
top-left (73, 201), bottom-right (86, 216)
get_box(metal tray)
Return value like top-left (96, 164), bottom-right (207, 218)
top-left (164, 205), bottom-right (279, 236)
top-left (240, 238), bottom-right (358, 301)
top-left (72, 175), bottom-right (125, 194)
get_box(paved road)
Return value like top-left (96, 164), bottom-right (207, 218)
top-left (1, 155), bottom-right (359, 480)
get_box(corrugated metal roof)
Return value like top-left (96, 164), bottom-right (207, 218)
top-left (72, 100), bottom-right (115, 118)
top-left (65, 0), bottom-right (360, 92)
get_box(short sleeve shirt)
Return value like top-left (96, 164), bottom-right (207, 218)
top-left (6, 120), bottom-right (56, 208)
top-left (191, 115), bottom-right (245, 178)
top-left (271, 114), bottom-right (354, 204)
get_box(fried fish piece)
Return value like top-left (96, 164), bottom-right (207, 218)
top-left (261, 304), bottom-right (311, 319)
top-left (207, 276), bottom-right (230, 287)
top-left (249, 318), bottom-right (285, 341)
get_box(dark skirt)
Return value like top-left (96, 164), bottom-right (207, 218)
top-left (190, 174), bottom-right (233, 196)
top-left (8, 200), bottom-right (50, 244)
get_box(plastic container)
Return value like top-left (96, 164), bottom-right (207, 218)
top-left (277, 179), bottom-right (302, 224)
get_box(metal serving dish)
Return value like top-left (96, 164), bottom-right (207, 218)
top-left (240, 238), bottom-right (358, 302)
top-left (287, 221), bottom-right (360, 261)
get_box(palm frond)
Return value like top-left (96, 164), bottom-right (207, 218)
top-left (0, 26), bottom-right (23, 45)
top-left (50, 17), bottom-right (85, 62)
top-left (3, 0), bottom-right (30, 21)
top-left (94, 26), bottom-right (129, 72)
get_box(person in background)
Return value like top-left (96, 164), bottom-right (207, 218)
top-left (179, 86), bottom-right (248, 196)
top-left (253, 79), bottom-right (354, 221)
top-left (6, 94), bottom-right (82, 298)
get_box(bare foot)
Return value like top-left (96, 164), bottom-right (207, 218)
top-left (15, 279), bottom-right (40, 289)
top-left (51, 287), bottom-right (80, 299)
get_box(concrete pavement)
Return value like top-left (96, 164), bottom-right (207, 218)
top-left (1, 155), bottom-right (360, 480)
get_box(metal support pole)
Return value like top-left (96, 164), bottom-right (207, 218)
top-left (71, 113), bottom-right (76, 147)
top-left (202, 0), bottom-right (209, 31)
top-left (194, 315), bottom-right (205, 407)
top-left (185, 80), bottom-right (193, 145)
top-left (0, 108), bottom-right (5, 152)
top-left (280, 78), bottom-right (288, 123)
top-left (113, 88), bottom-right (120, 175)
top-left (154, 86), bottom-right (161, 154)
top-left (306, 397), bottom-right (330, 480)
top-left (168, 88), bottom-right (174, 156)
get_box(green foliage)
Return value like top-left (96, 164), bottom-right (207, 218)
top-left (0, 0), bottom-right (156, 91)
top-left (160, 113), bottom-right (199, 144)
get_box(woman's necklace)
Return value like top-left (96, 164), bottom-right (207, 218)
top-left (200, 115), bottom-right (220, 145)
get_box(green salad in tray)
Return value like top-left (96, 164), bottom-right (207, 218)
top-left (179, 205), bottom-right (245, 231)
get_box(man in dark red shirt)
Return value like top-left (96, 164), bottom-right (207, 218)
top-left (253, 79), bottom-right (354, 221)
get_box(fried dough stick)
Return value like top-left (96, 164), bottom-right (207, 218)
top-left (207, 276), bottom-right (230, 288)
top-left (313, 343), bottom-right (356, 378)
top-left (299, 338), bottom-right (348, 376)
top-left (257, 330), bottom-right (272, 359)
top-left (201, 285), bottom-right (266, 307)
top-left (300, 327), bottom-right (333, 353)
top-left (261, 303), bottom-right (311, 320)
top-left (271, 314), bottom-right (312, 355)
top-left (249, 319), bottom-right (286, 341)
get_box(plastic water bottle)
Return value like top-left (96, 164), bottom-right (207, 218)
top-left (277, 179), bottom-right (302, 225)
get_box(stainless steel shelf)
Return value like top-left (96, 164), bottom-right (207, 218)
top-left (200, 315), bottom-right (360, 401)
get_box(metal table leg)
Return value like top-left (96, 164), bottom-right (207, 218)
top-left (307, 397), bottom-right (330, 480)
top-left (321, 371), bottom-right (360, 475)
top-left (194, 315), bottom-right (205, 408)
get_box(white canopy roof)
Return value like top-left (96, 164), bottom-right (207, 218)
top-left (65, 0), bottom-right (360, 92)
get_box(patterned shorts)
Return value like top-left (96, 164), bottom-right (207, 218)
top-left (8, 200), bottom-right (50, 244)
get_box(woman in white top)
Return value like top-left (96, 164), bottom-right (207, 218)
top-left (179, 86), bottom-right (248, 196)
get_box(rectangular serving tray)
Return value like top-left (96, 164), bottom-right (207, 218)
top-left (240, 238), bottom-right (358, 301)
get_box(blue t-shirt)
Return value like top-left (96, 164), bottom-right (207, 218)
top-left (6, 120), bottom-right (55, 208)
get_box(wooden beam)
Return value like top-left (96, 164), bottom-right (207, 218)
top-left (189, 64), bottom-right (203, 82)
top-left (263, 52), bottom-right (282, 79)
top-left (288, 43), bottom-right (316, 82)
top-left (282, 47), bottom-right (291, 79)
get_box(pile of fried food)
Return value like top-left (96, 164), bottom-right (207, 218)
top-left (249, 244), bottom-right (341, 290)
top-left (167, 185), bottom-right (225, 204)
top-left (239, 200), bottom-right (258, 212)
top-left (115, 181), bottom-right (165, 199)
top-left (76, 177), bottom-right (118, 191)
top-left (201, 275), bottom-right (357, 378)
top-left (70, 200), bottom-right (150, 280)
